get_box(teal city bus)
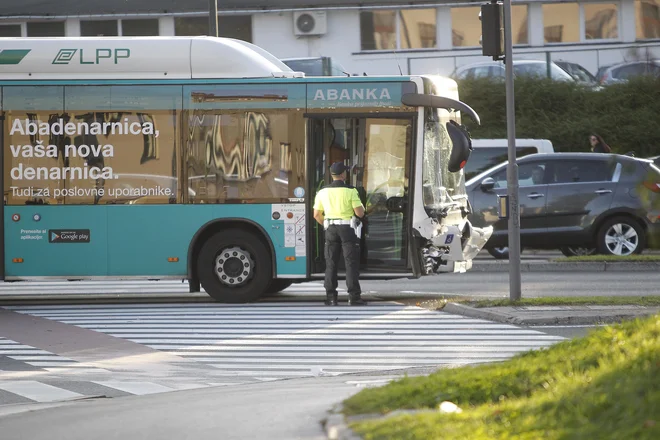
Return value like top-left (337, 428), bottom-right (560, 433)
top-left (0, 36), bottom-right (492, 302)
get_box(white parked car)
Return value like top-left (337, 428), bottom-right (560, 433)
top-left (451, 59), bottom-right (575, 82)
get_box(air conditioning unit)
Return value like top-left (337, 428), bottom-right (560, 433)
top-left (293, 11), bottom-right (327, 36)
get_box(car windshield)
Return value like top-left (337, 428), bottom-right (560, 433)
top-left (422, 106), bottom-right (467, 209)
top-left (513, 62), bottom-right (574, 81)
top-left (465, 160), bottom-right (508, 187)
top-left (281, 59), bottom-right (324, 76)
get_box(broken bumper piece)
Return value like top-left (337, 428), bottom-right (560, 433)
top-left (420, 222), bottom-right (493, 274)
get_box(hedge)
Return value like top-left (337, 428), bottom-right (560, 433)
top-left (456, 76), bottom-right (660, 158)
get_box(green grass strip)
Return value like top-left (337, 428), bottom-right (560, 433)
top-left (343, 313), bottom-right (660, 439)
top-left (464, 296), bottom-right (660, 308)
top-left (552, 255), bottom-right (660, 262)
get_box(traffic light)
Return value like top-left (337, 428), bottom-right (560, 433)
top-left (480, 1), bottom-right (504, 60)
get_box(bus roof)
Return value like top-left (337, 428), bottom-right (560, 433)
top-left (0, 36), bottom-right (306, 80)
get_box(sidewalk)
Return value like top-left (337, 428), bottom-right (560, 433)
top-left (471, 259), bottom-right (660, 273)
top-left (442, 302), bottom-right (660, 325)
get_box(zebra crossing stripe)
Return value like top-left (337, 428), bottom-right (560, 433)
top-left (0, 380), bottom-right (83, 402)
top-left (90, 381), bottom-right (177, 395)
top-left (0, 337), bottom-right (109, 373)
top-left (6, 303), bottom-right (566, 382)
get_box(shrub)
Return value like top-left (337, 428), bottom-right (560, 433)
top-left (457, 76), bottom-right (660, 158)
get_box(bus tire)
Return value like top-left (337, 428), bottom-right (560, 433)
top-left (263, 279), bottom-right (294, 296)
top-left (196, 228), bottom-right (272, 303)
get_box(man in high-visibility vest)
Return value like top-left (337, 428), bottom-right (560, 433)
top-left (313, 161), bottom-right (367, 306)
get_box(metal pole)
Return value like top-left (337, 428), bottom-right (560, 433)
top-left (209, 0), bottom-right (218, 37)
top-left (503, 0), bottom-right (521, 300)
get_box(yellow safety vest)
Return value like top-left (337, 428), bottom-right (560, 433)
top-left (313, 181), bottom-right (363, 220)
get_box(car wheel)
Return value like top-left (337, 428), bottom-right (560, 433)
top-left (487, 246), bottom-right (509, 259)
top-left (596, 217), bottom-right (646, 256)
top-left (559, 246), bottom-right (598, 257)
top-left (197, 228), bottom-right (272, 303)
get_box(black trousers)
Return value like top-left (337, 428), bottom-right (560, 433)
top-left (324, 224), bottom-right (361, 297)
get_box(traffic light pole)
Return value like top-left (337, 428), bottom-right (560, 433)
top-left (503, 0), bottom-right (522, 301)
top-left (209, 0), bottom-right (218, 37)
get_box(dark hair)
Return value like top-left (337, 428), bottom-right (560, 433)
top-left (590, 133), bottom-right (612, 153)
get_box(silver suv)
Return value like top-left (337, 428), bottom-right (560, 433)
top-left (596, 60), bottom-right (660, 85)
top-left (451, 59), bottom-right (575, 82)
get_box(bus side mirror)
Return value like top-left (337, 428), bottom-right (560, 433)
top-left (480, 177), bottom-right (496, 191)
top-left (446, 120), bottom-right (473, 173)
top-left (386, 196), bottom-right (405, 213)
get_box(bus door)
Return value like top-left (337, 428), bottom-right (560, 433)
top-left (307, 116), bottom-right (415, 278)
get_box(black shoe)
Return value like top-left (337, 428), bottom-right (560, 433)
top-left (325, 294), bottom-right (338, 306)
top-left (348, 297), bottom-right (368, 306)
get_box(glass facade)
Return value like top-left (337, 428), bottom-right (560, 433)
top-left (584, 3), bottom-right (619, 40)
top-left (636, 0), bottom-right (660, 39)
top-left (543, 3), bottom-right (580, 43)
top-left (451, 5), bottom-right (528, 47)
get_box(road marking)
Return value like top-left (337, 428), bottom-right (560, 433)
top-left (5, 300), bottom-right (566, 384)
top-left (91, 381), bottom-right (175, 395)
top-left (0, 380), bottom-right (83, 402)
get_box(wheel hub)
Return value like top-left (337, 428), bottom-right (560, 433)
top-left (215, 246), bottom-right (254, 287)
top-left (605, 223), bottom-right (638, 256)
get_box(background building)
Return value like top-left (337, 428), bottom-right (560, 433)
top-left (1, 0), bottom-right (659, 77)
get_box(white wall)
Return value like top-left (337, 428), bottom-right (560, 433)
top-left (253, 10), bottom-right (409, 75)
top-left (250, 0), bottom-right (660, 77)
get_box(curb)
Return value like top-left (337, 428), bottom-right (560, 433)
top-left (442, 302), bottom-right (660, 326)
top-left (443, 302), bottom-right (521, 324)
top-left (471, 261), bottom-right (660, 273)
top-left (323, 404), bottom-right (364, 440)
top-left (323, 404), bottom-right (443, 439)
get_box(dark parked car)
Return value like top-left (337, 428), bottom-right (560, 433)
top-left (554, 60), bottom-right (600, 87)
top-left (595, 60), bottom-right (660, 85)
top-left (466, 153), bottom-right (660, 258)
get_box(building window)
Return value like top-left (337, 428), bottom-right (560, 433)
top-left (0, 24), bottom-right (21, 37)
top-left (543, 2), bottom-right (620, 44)
top-left (543, 3), bottom-right (580, 43)
top-left (26, 21), bottom-right (65, 37)
top-left (122, 19), bottom-right (159, 36)
top-left (512, 5), bottom-right (529, 45)
top-left (174, 15), bottom-right (252, 42)
top-left (360, 10), bottom-right (397, 50)
top-left (636, 0), bottom-right (660, 39)
top-left (80, 20), bottom-right (118, 37)
top-left (451, 7), bottom-right (480, 47)
top-left (360, 9), bottom-right (437, 51)
top-left (399, 9), bottom-right (437, 49)
top-left (451, 5), bottom-right (528, 48)
top-left (584, 3), bottom-right (618, 39)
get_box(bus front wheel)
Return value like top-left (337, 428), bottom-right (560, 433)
top-left (197, 229), bottom-right (272, 303)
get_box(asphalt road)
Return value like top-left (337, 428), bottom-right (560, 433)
top-left (0, 374), bottom-right (380, 440)
top-left (359, 271), bottom-right (659, 298)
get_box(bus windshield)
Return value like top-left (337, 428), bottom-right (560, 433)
top-left (422, 106), bottom-right (467, 210)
